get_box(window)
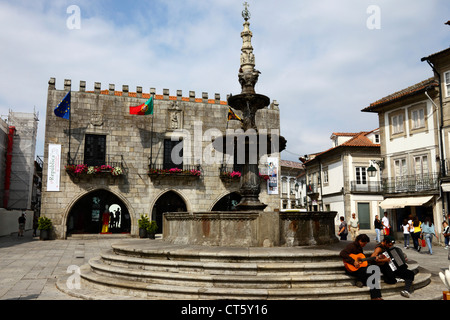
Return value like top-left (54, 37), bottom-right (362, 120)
top-left (355, 167), bottom-right (367, 185)
top-left (392, 114), bottom-right (404, 134)
top-left (375, 134), bottom-right (380, 144)
top-left (281, 177), bottom-right (288, 194)
top-left (323, 168), bottom-right (329, 184)
top-left (163, 139), bottom-right (183, 169)
top-left (394, 158), bottom-right (407, 191)
top-left (445, 71), bottom-right (450, 97)
top-left (414, 155), bottom-right (429, 176)
top-left (411, 108), bottom-right (425, 129)
top-left (84, 134), bottom-right (106, 166)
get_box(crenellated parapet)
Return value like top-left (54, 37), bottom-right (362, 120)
top-left (48, 77), bottom-right (232, 106)
top-left (48, 78), bottom-right (281, 110)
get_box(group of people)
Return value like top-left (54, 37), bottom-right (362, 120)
top-left (401, 215), bottom-right (449, 254)
top-left (338, 212), bottom-right (392, 242)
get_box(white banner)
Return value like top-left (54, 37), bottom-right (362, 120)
top-left (267, 157), bottom-right (278, 195)
top-left (47, 144), bottom-right (61, 192)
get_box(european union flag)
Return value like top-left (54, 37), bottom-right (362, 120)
top-left (54, 91), bottom-right (71, 120)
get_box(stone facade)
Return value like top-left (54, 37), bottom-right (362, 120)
top-left (41, 78), bottom-right (281, 239)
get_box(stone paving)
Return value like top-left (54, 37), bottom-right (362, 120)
top-left (0, 230), bottom-right (449, 300)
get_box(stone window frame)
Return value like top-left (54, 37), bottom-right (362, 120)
top-left (388, 109), bottom-right (406, 140)
top-left (408, 102), bottom-right (428, 135)
top-left (444, 70), bottom-right (450, 98)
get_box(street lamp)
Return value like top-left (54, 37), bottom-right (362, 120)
top-left (367, 164), bottom-right (377, 178)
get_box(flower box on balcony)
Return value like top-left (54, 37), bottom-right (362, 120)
top-left (65, 164), bottom-right (124, 179)
top-left (148, 167), bottom-right (202, 179)
top-left (220, 170), bottom-right (241, 182)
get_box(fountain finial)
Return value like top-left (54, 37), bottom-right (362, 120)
top-left (239, 2), bottom-right (260, 94)
top-left (242, 2), bottom-right (251, 21)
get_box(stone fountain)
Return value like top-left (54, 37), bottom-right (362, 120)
top-left (163, 4), bottom-right (338, 247)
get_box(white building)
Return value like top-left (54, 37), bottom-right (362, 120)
top-left (303, 130), bottom-right (383, 231)
top-left (362, 78), bottom-right (442, 236)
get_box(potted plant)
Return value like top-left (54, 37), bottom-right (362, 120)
top-left (138, 214), bottom-right (150, 238)
top-left (38, 216), bottom-right (53, 240)
top-left (146, 221), bottom-right (158, 239)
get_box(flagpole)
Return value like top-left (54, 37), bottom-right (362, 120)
top-left (68, 91), bottom-right (72, 165)
top-left (149, 93), bottom-right (154, 169)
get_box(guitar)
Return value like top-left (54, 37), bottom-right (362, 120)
top-left (343, 253), bottom-right (377, 272)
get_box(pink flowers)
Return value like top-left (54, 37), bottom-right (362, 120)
top-left (65, 164), bottom-right (123, 176)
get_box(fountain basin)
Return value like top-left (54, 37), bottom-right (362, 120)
top-left (163, 210), bottom-right (339, 247)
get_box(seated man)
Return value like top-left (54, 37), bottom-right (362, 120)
top-left (340, 234), bottom-right (383, 300)
top-left (371, 235), bottom-right (415, 298)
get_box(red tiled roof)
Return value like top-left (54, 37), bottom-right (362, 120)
top-left (362, 78), bottom-right (438, 112)
top-left (85, 90), bottom-right (228, 105)
top-left (280, 160), bottom-right (304, 169)
top-left (304, 130), bottom-right (379, 164)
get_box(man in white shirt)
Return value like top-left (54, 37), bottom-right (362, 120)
top-left (348, 212), bottom-right (360, 240)
top-left (382, 212), bottom-right (390, 235)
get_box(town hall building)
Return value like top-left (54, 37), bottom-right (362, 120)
top-left (41, 78), bottom-right (282, 239)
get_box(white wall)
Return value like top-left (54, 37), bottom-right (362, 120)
top-left (0, 209), bottom-right (34, 237)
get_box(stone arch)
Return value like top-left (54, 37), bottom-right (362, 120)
top-left (64, 187), bottom-right (135, 238)
top-left (151, 189), bottom-right (190, 233)
top-left (210, 191), bottom-right (242, 211)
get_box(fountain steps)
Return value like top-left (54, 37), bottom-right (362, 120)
top-left (56, 240), bottom-right (434, 300)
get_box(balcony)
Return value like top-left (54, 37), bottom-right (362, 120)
top-left (65, 155), bottom-right (125, 181)
top-left (350, 181), bottom-right (382, 193)
top-left (148, 164), bottom-right (202, 179)
top-left (219, 165), bottom-right (241, 182)
top-left (382, 173), bottom-right (439, 194)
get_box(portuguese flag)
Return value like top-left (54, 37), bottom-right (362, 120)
top-left (129, 97), bottom-right (154, 115)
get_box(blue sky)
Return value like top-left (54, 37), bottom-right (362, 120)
top-left (0, 0), bottom-right (449, 161)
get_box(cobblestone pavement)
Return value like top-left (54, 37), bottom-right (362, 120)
top-left (0, 230), bottom-right (448, 301)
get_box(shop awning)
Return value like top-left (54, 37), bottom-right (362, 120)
top-left (441, 183), bottom-right (450, 192)
top-left (379, 196), bottom-right (433, 209)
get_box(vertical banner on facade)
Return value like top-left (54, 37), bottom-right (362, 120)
top-left (267, 157), bottom-right (278, 195)
top-left (47, 144), bottom-right (61, 192)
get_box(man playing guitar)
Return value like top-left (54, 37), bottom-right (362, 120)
top-left (340, 234), bottom-right (383, 300)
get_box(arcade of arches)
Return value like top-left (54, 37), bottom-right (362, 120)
top-left (66, 190), bottom-right (242, 235)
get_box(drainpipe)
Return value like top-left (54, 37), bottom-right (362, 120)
top-left (422, 57), bottom-right (446, 219)
top-left (4, 126), bottom-right (15, 208)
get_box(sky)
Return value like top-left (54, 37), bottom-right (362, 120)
top-left (0, 0), bottom-right (449, 162)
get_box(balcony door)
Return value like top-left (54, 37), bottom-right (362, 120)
top-left (84, 134), bottom-right (106, 166)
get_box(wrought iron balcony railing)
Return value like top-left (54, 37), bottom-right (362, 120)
top-left (148, 164), bottom-right (202, 178)
top-left (382, 173), bottom-right (439, 194)
top-left (350, 181), bottom-right (382, 193)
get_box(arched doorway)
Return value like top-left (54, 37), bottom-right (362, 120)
top-left (211, 192), bottom-right (242, 211)
top-left (67, 189), bottom-right (131, 235)
top-left (152, 191), bottom-right (187, 233)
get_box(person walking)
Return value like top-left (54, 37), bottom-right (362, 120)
top-left (412, 217), bottom-right (422, 251)
top-left (338, 216), bottom-right (348, 240)
top-left (18, 213), bottom-right (26, 237)
top-left (374, 215), bottom-right (382, 243)
top-left (402, 219), bottom-right (411, 249)
top-left (348, 213), bottom-right (360, 241)
top-left (442, 221), bottom-right (449, 249)
top-left (421, 217), bottom-right (437, 255)
top-left (32, 214), bottom-right (39, 237)
top-left (382, 212), bottom-right (390, 236)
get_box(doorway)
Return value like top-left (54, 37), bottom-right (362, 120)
top-left (67, 189), bottom-right (131, 235)
top-left (152, 191), bottom-right (187, 233)
top-left (357, 202), bottom-right (371, 229)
